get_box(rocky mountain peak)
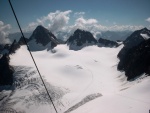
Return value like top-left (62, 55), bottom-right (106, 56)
top-left (124, 28), bottom-right (150, 48)
top-left (29, 25), bottom-right (57, 46)
top-left (67, 29), bottom-right (97, 50)
top-left (27, 25), bottom-right (59, 51)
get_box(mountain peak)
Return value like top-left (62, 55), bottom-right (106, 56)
top-left (27, 25), bottom-right (59, 51)
top-left (67, 29), bottom-right (97, 50)
top-left (36, 25), bottom-right (47, 30)
top-left (29, 25), bottom-right (57, 46)
top-left (141, 27), bottom-right (148, 31)
top-left (33, 25), bottom-right (49, 35)
top-left (74, 29), bottom-right (90, 35)
top-left (137, 27), bottom-right (150, 34)
top-left (136, 27), bottom-right (150, 34)
top-left (123, 27), bottom-right (150, 48)
top-left (74, 29), bottom-right (83, 33)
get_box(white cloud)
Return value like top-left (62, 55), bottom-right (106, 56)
top-left (26, 10), bottom-right (144, 33)
top-left (75, 17), bottom-right (98, 25)
top-left (67, 18), bottom-right (143, 39)
top-left (0, 21), bottom-right (4, 26)
top-left (26, 10), bottom-right (72, 32)
top-left (27, 22), bottom-right (38, 31)
top-left (74, 12), bottom-right (85, 15)
top-left (0, 21), bottom-right (11, 44)
top-left (74, 12), bottom-right (85, 17)
top-left (69, 17), bottom-right (98, 34)
top-left (48, 10), bottom-right (72, 32)
top-left (146, 17), bottom-right (150, 23)
top-left (71, 17), bottom-right (143, 36)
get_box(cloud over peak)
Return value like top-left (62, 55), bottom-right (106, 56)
top-left (48, 10), bottom-right (72, 32)
top-left (24, 10), bottom-right (145, 41)
top-left (27, 10), bottom-right (72, 32)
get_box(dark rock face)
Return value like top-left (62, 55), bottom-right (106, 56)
top-left (3, 44), bottom-right (11, 50)
top-left (124, 27), bottom-right (150, 48)
top-left (0, 40), bottom-right (21, 86)
top-left (118, 28), bottom-right (150, 80)
top-left (9, 40), bottom-right (20, 54)
top-left (0, 45), bottom-right (5, 54)
top-left (118, 28), bottom-right (150, 66)
top-left (0, 39), bottom-right (21, 55)
top-left (28, 25), bottom-right (58, 50)
top-left (18, 36), bottom-right (29, 45)
top-left (0, 54), bottom-right (13, 85)
top-left (67, 29), bottom-right (97, 50)
top-left (0, 45), bottom-right (4, 51)
top-left (98, 38), bottom-right (118, 47)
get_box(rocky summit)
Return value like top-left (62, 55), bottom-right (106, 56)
top-left (67, 29), bottom-right (97, 50)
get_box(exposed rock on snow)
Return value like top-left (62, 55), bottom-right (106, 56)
top-left (118, 38), bottom-right (150, 80)
top-left (118, 28), bottom-right (150, 80)
top-left (64, 93), bottom-right (102, 113)
top-left (0, 54), bottom-right (13, 86)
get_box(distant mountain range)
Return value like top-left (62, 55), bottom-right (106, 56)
top-left (7, 32), bottom-right (32, 42)
top-left (1, 26), bottom-right (149, 56)
top-left (98, 30), bottom-right (132, 41)
top-left (4, 26), bottom-right (118, 52)
top-left (7, 28), bottom-right (132, 43)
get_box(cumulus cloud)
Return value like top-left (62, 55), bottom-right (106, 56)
top-left (48, 10), bottom-right (72, 32)
top-left (26, 10), bottom-right (72, 32)
top-left (146, 17), bottom-right (150, 23)
top-left (0, 21), bottom-right (11, 44)
top-left (75, 17), bottom-right (98, 25)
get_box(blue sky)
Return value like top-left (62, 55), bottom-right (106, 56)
top-left (0, 0), bottom-right (150, 33)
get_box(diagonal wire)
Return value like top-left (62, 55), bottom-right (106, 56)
top-left (8, 0), bottom-right (58, 113)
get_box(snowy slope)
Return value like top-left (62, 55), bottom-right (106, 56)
top-left (3, 44), bottom-right (149, 113)
top-left (140, 33), bottom-right (150, 40)
top-left (71, 75), bottom-right (150, 113)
